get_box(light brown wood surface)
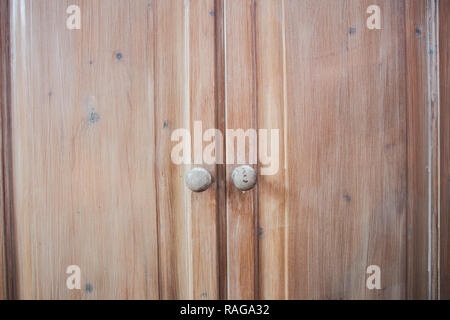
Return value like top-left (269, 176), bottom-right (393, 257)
top-left (3, 0), bottom-right (222, 300)
top-left (426, 0), bottom-right (441, 300)
top-left (214, 0), bottom-right (228, 300)
top-left (0, 0), bottom-right (10, 300)
top-left (0, 0), bottom-right (448, 300)
top-left (440, 0), bottom-right (450, 301)
top-left (154, 0), bottom-right (190, 300)
top-left (255, 0), bottom-right (287, 300)
top-left (188, 0), bottom-right (220, 300)
top-left (9, 0), bottom-right (162, 299)
top-left (405, 0), bottom-right (429, 300)
top-left (224, 0), bottom-right (258, 300)
top-left (282, 0), bottom-right (408, 299)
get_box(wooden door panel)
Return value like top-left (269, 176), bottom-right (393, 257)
top-left (155, 0), bottom-right (219, 299)
top-left (222, 0), bottom-right (436, 300)
top-left (224, 0), bottom-right (258, 300)
top-left (9, 0), bottom-right (161, 299)
top-left (3, 0), bottom-right (220, 299)
top-left (188, 0), bottom-right (220, 301)
top-left (283, 0), bottom-right (407, 299)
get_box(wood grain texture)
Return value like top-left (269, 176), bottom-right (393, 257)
top-left (439, 0), bottom-right (450, 300)
top-left (10, 0), bottom-right (161, 299)
top-left (154, 0), bottom-right (191, 299)
top-left (189, 0), bottom-right (220, 300)
top-left (0, 0), bottom-right (10, 300)
top-left (214, 0), bottom-right (228, 300)
top-left (255, 0), bottom-right (287, 300)
top-left (4, 0), bottom-right (223, 300)
top-left (2, 0), bottom-right (442, 300)
top-left (405, 0), bottom-right (429, 300)
top-left (154, 0), bottom-right (220, 300)
top-left (426, 0), bottom-right (440, 300)
top-left (224, 0), bottom-right (258, 300)
top-left (283, 0), bottom-right (407, 299)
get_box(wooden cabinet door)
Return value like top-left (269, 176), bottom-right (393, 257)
top-left (0, 0), bottom-right (448, 300)
top-left (223, 0), bottom-right (445, 300)
top-left (1, 0), bottom-right (220, 299)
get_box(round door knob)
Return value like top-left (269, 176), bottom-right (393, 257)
top-left (185, 168), bottom-right (213, 192)
top-left (231, 165), bottom-right (257, 191)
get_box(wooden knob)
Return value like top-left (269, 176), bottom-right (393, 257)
top-left (231, 165), bottom-right (257, 191)
top-left (185, 168), bottom-right (213, 192)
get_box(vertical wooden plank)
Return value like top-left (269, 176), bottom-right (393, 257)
top-left (439, 0), bottom-right (449, 300)
top-left (189, 0), bottom-right (220, 300)
top-left (284, 0), bottom-right (407, 299)
top-left (154, 0), bottom-right (192, 299)
top-left (10, 0), bottom-right (159, 299)
top-left (405, 0), bottom-right (429, 300)
top-left (255, 0), bottom-right (287, 300)
top-left (439, 0), bottom-right (450, 300)
top-left (224, 0), bottom-right (258, 299)
top-left (426, 0), bottom-right (440, 300)
top-left (0, 0), bottom-right (11, 300)
top-left (154, 0), bottom-right (220, 300)
top-left (214, 0), bottom-right (228, 300)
